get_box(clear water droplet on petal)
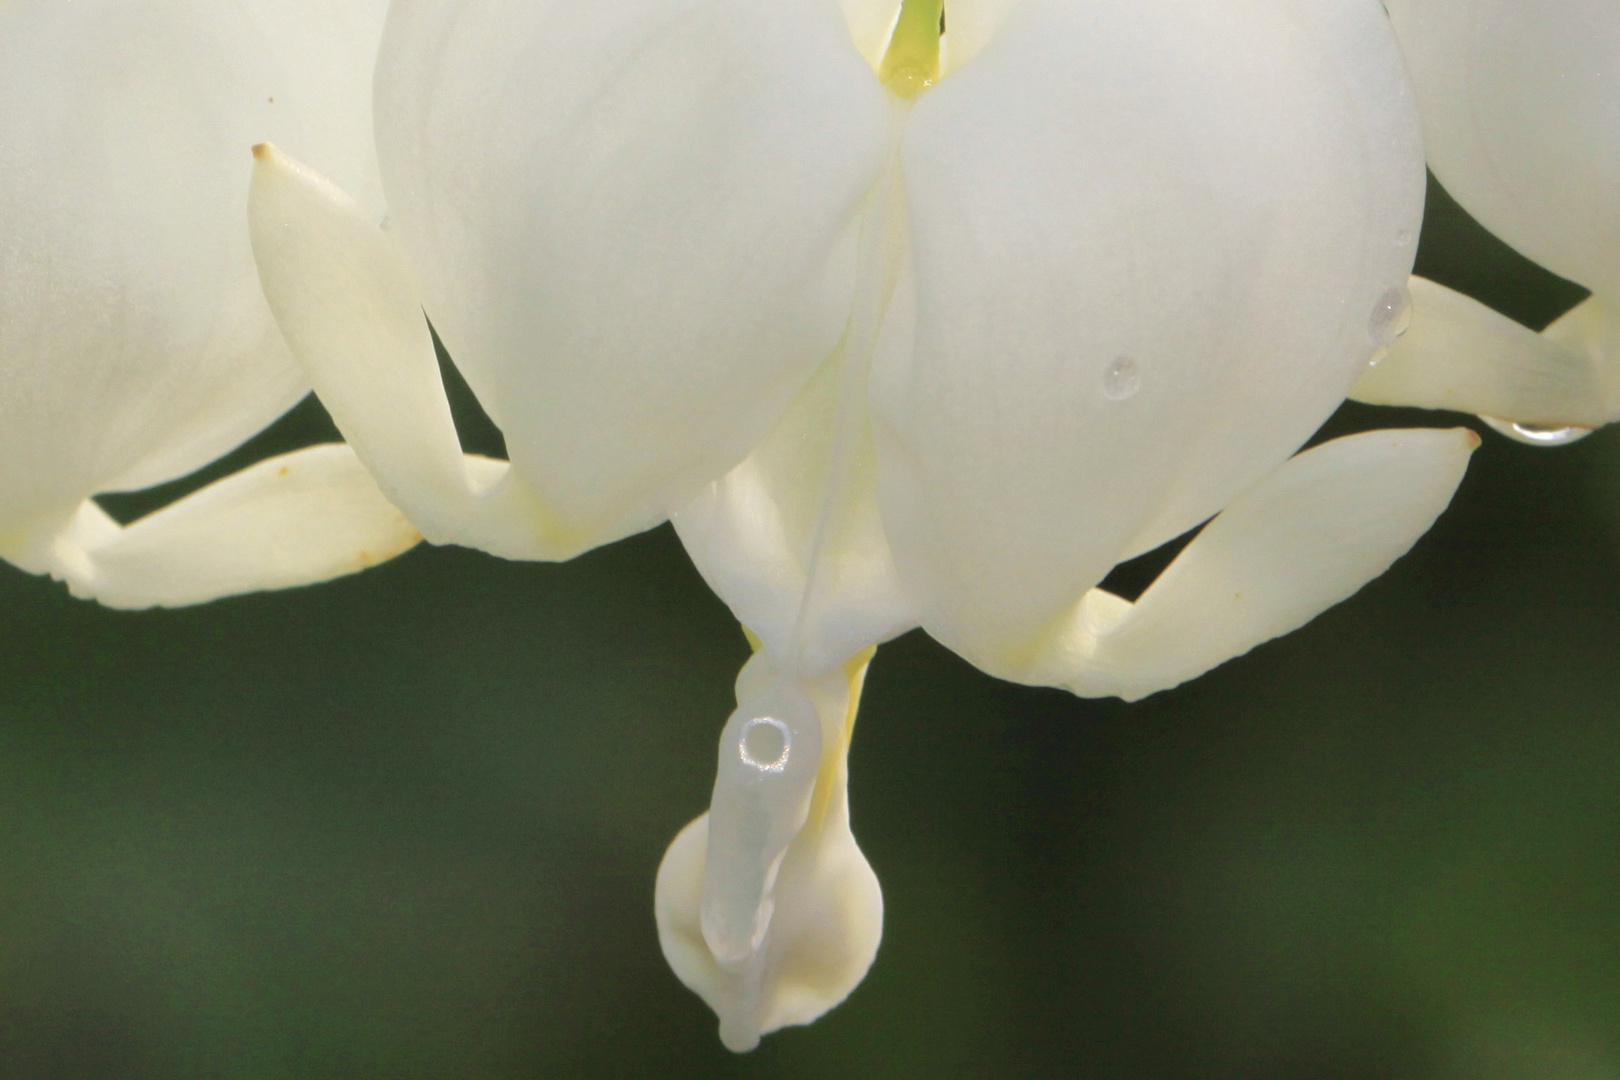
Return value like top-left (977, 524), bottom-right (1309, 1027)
top-left (1367, 346), bottom-right (1389, 368)
top-left (1102, 356), bottom-right (1140, 401)
top-left (1479, 415), bottom-right (1595, 447)
top-left (1367, 285), bottom-right (1413, 348)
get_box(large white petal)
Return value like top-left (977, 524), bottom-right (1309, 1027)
top-left (1387, 0), bottom-right (1620, 299)
top-left (0, 0), bottom-right (387, 549)
top-left (2, 446), bottom-right (419, 610)
top-left (871, 0), bottom-right (1425, 671)
top-left (1351, 277), bottom-right (1619, 427)
top-left (374, 0), bottom-right (891, 543)
top-left (1024, 428), bottom-right (1478, 701)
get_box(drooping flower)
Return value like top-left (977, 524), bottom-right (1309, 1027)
top-left (1352, 0), bottom-right (1620, 445)
top-left (0, 0), bottom-right (418, 607)
top-left (247, 0), bottom-right (1478, 1050)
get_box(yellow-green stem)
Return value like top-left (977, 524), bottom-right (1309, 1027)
top-left (879, 0), bottom-right (943, 98)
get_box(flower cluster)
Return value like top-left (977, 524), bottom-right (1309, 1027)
top-left (4, 0), bottom-right (1607, 1052)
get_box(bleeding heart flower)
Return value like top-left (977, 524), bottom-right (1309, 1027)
top-left (247, 0), bottom-right (1476, 1050)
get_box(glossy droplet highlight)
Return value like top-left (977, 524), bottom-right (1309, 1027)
top-left (1395, 229), bottom-right (1413, 247)
top-left (1479, 416), bottom-right (1595, 447)
top-left (1102, 357), bottom-right (1140, 401)
top-left (1367, 285), bottom-right (1413, 347)
top-left (739, 716), bottom-right (791, 772)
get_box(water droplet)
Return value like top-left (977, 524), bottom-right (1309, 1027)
top-left (1103, 356), bottom-right (1140, 401)
top-left (1367, 347), bottom-right (1389, 368)
top-left (1395, 228), bottom-right (1412, 247)
top-left (1367, 285), bottom-right (1413, 348)
top-left (1479, 416), bottom-right (1595, 447)
top-left (738, 716), bottom-right (791, 772)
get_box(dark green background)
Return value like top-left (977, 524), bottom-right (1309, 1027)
top-left (0, 178), bottom-right (1616, 1078)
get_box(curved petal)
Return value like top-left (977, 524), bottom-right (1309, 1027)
top-left (1020, 428), bottom-right (1477, 700)
top-left (673, 162), bottom-right (917, 676)
top-left (1, 445), bottom-right (419, 610)
top-left (656, 649), bottom-right (882, 1053)
top-left (871, 0), bottom-right (1425, 671)
top-left (1387, 0), bottom-right (1620, 299)
top-left (1351, 277), bottom-right (1618, 427)
top-left (0, 0), bottom-right (388, 547)
top-left (672, 348), bottom-right (914, 674)
top-left (374, 0), bottom-right (891, 543)
top-left (250, 145), bottom-right (580, 560)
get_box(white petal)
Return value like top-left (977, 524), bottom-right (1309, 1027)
top-left (673, 276), bottom-right (916, 677)
top-left (656, 650), bottom-right (882, 1053)
top-left (838, 0), bottom-right (903, 69)
top-left (1387, 0), bottom-right (1620, 299)
top-left (1351, 277), bottom-right (1617, 427)
top-left (1545, 296), bottom-right (1620, 386)
top-left (2, 445), bottom-right (419, 610)
top-left (373, 0), bottom-right (891, 542)
top-left (0, 0), bottom-right (387, 542)
top-left (249, 145), bottom-right (577, 561)
top-left (1023, 428), bottom-right (1478, 701)
top-left (871, 0), bottom-right (1424, 673)
top-left (939, 0), bottom-right (1023, 73)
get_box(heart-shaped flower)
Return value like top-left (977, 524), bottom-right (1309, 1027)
top-left (249, 0), bottom-right (1477, 1049)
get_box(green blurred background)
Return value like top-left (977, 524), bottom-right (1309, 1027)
top-left (1, 177), bottom-right (1617, 1079)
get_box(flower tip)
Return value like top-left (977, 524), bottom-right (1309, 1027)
top-left (1462, 427), bottom-right (1483, 452)
top-left (719, 1018), bottom-right (761, 1054)
top-left (251, 142), bottom-right (274, 162)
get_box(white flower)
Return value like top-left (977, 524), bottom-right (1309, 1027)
top-left (1352, 0), bottom-right (1620, 445)
top-left (0, 0), bottom-right (418, 608)
top-left (247, 0), bottom-right (1478, 1050)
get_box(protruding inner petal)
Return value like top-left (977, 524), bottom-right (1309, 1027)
top-left (1021, 428), bottom-right (1479, 701)
top-left (1, 444), bottom-right (419, 610)
top-left (674, 114), bottom-right (915, 676)
top-left (1350, 276), bottom-right (1617, 429)
top-left (248, 144), bottom-right (579, 561)
top-left (657, 648), bottom-right (883, 1053)
top-left (701, 679), bottom-right (824, 965)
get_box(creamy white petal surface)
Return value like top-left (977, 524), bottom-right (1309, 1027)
top-left (0, 0), bottom-right (404, 601)
top-left (1387, 0), bottom-right (1620, 300)
top-left (1028, 428), bottom-right (1478, 701)
top-left (38, 446), bottom-right (420, 610)
top-left (1380, 0), bottom-right (1620, 432)
top-left (374, 0), bottom-right (892, 545)
top-left (872, 0), bottom-right (1424, 675)
top-left (249, 145), bottom-right (571, 560)
top-left (1351, 277), bottom-right (1618, 428)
